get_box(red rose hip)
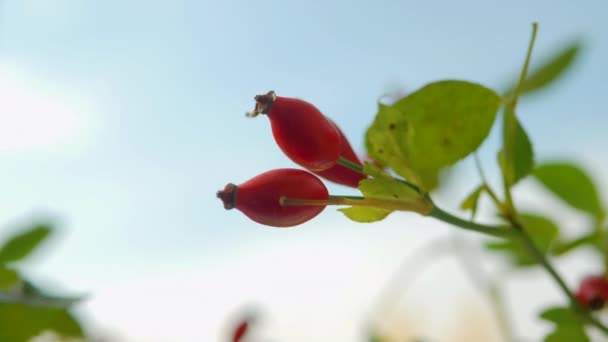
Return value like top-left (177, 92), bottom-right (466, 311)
top-left (575, 275), bottom-right (608, 310)
top-left (247, 91), bottom-right (341, 171)
top-left (217, 168), bottom-right (329, 227)
top-left (314, 120), bottom-right (367, 188)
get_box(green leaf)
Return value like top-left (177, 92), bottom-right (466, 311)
top-left (358, 178), bottom-right (421, 202)
top-left (533, 162), bottom-right (605, 221)
top-left (460, 185), bottom-right (485, 219)
top-left (498, 115), bottom-right (534, 185)
top-left (0, 266), bottom-right (19, 290)
top-left (540, 306), bottom-right (589, 342)
top-left (551, 232), bottom-right (599, 256)
top-left (362, 162), bottom-right (393, 180)
top-left (340, 176), bottom-right (431, 222)
top-left (339, 207), bottom-right (391, 223)
top-left (486, 213), bottom-right (559, 266)
top-left (0, 303), bottom-right (84, 341)
top-left (0, 224), bottom-right (52, 264)
top-left (366, 80), bottom-right (500, 190)
top-left (508, 41), bottom-right (582, 96)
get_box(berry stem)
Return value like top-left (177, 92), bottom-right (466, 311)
top-left (336, 156), bottom-right (364, 173)
top-left (336, 156), bottom-right (422, 193)
top-left (281, 195), bottom-right (432, 214)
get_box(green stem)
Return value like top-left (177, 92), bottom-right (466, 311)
top-left (511, 22), bottom-right (538, 109)
top-left (428, 206), bottom-right (513, 238)
top-left (337, 156), bottom-right (364, 173)
top-left (336, 156), bottom-right (422, 193)
top-left (283, 195), bottom-right (433, 215)
top-left (473, 153), bottom-right (502, 208)
top-left (502, 22), bottom-right (538, 213)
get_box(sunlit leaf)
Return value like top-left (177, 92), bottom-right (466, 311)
top-left (0, 224), bottom-right (52, 264)
top-left (486, 213), bottom-right (559, 266)
top-left (366, 80), bottom-right (500, 190)
top-left (340, 176), bottom-right (430, 222)
top-left (339, 207), bottom-right (391, 223)
top-left (540, 306), bottom-right (589, 342)
top-left (362, 162), bottom-right (393, 180)
top-left (533, 162), bottom-right (605, 221)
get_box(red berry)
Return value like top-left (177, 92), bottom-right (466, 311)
top-left (576, 275), bottom-right (608, 310)
top-left (248, 91), bottom-right (341, 171)
top-left (232, 320), bottom-right (248, 342)
top-left (314, 120), bottom-right (367, 188)
top-left (217, 168), bottom-right (329, 227)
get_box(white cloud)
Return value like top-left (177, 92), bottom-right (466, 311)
top-left (0, 62), bottom-right (97, 153)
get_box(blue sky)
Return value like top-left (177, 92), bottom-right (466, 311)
top-left (0, 0), bottom-right (607, 341)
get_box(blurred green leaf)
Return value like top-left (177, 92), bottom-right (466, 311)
top-left (0, 224), bottom-right (52, 264)
top-left (23, 280), bottom-right (83, 308)
top-left (551, 232), bottom-right (599, 256)
top-left (486, 213), bottom-right (559, 266)
top-left (339, 207), bottom-right (391, 223)
top-left (0, 303), bottom-right (84, 341)
top-left (366, 80), bottom-right (500, 190)
top-left (460, 185), bottom-right (485, 219)
top-left (540, 306), bottom-right (589, 342)
top-left (498, 115), bottom-right (534, 185)
top-left (0, 266), bottom-right (19, 290)
top-left (507, 41), bottom-right (582, 96)
top-left (533, 162), bottom-right (605, 221)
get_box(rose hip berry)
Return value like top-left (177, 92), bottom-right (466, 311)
top-left (217, 168), bottom-right (329, 227)
top-left (314, 120), bottom-right (367, 188)
top-left (575, 275), bottom-right (608, 310)
top-left (247, 91), bottom-right (341, 171)
top-left (232, 320), bottom-right (249, 342)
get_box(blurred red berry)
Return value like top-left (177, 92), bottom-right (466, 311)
top-left (217, 168), bottom-right (328, 227)
top-left (576, 275), bottom-right (608, 310)
top-left (314, 120), bottom-right (366, 188)
top-left (232, 320), bottom-right (248, 342)
top-left (248, 91), bottom-right (341, 171)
